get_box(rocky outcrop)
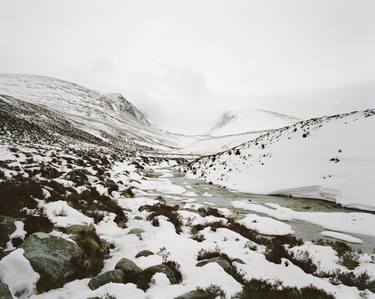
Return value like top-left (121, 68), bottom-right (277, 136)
top-left (22, 232), bottom-right (84, 292)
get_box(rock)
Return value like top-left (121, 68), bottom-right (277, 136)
top-left (196, 257), bottom-right (232, 273)
top-left (135, 250), bottom-right (154, 258)
top-left (0, 215), bottom-right (17, 248)
top-left (88, 269), bottom-right (125, 290)
top-left (127, 228), bottom-right (145, 238)
top-left (134, 216), bottom-right (143, 220)
top-left (143, 264), bottom-right (180, 285)
top-left (115, 257), bottom-right (142, 273)
top-left (115, 257), bottom-right (142, 284)
top-left (22, 232), bottom-right (84, 292)
top-left (0, 282), bottom-right (13, 299)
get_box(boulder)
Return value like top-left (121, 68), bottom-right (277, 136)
top-left (88, 269), bottom-right (125, 290)
top-left (115, 257), bottom-right (142, 284)
top-left (135, 250), bottom-right (154, 258)
top-left (22, 232), bottom-right (84, 292)
top-left (115, 257), bottom-right (142, 273)
top-left (0, 282), bottom-right (13, 299)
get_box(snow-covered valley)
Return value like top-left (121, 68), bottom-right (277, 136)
top-left (0, 74), bottom-right (375, 299)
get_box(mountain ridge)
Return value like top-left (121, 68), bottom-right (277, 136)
top-left (208, 108), bottom-right (300, 136)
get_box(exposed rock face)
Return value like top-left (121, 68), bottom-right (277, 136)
top-left (88, 269), bottom-right (125, 290)
top-left (0, 282), bottom-right (13, 299)
top-left (21, 232), bottom-right (84, 292)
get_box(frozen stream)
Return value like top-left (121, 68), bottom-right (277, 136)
top-left (144, 166), bottom-right (375, 252)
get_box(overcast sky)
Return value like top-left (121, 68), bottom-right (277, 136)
top-left (1, 0), bottom-right (375, 133)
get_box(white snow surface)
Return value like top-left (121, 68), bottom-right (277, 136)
top-left (42, 200), bottom-right (94, 227)
top-left (321, 231), bottom-right (363, 244)
top-left (0, 249), bottom-right (39, 298)
top-left (189, 109), bottom-right (375, 211)
top-left (237, 214), bottom-right (294, 236)
top-left (232, 201), bottom-right (375, 238)
top-left (208, 109), bottom-right (300, 136)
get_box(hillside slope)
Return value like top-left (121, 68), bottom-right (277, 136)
top-left (0, 73), bottom-right (197, 151)
top-left (187, 109), bottom-right (375, 211)
top-left (209, 109), bottom-right (300, 136)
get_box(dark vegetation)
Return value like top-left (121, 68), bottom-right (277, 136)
top-left (139, 202), bottom-right (183, 233)
top-left (67, 189), bottom-right (127, 227)
top-left (239, 280), bottom-right (335, 299)
top-left (72, 229), bottom-right (110, 278)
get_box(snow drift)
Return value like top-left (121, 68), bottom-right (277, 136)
top-left (188, 109), bottom-right (375, 211)
top-left (208, 109), bottom-right (300, 136)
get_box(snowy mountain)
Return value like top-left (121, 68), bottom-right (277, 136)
top-left (188, 109), bottom-right (375, 211)
top-left (0, 74), bottom-right (200, 152)
top-left (105, 93), bottom-right (150, 126)
top-left (208, 109), bottom-right (300, 136)
top-left (1, 74), bottom-right (375, 299)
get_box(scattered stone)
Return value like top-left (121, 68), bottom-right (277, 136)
top-left (135, 250), bottom-right (154, 258)
top-left (0, 282), bottom-right (13, 299)
top-left (88, 269), bottom-right (125, 290)
top-left (22, 232), bottom-right (84, 292)
top-left (134, 216), bottom-right (143, 220)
